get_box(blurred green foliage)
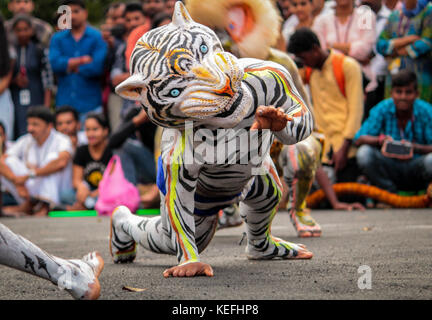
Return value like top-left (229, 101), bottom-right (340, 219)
top-left (1, 0), bottom-right (117, 25)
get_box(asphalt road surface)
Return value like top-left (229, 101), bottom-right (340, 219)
top-left (0, 209), bottom-right (431, 300)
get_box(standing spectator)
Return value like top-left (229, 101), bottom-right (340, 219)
top-left (151, 12), bottom-right (172, 29)
top-left (102, 2), bottom-right (127, 132)
top-left (282, 0), bottom-right (316, 47)
top-left (377, 0), bottom-right (432, 104)
top-left (279, 0), bottom-right (293, 21)
top-left (142, 0), bottom-right (166, 20)
top-left (10, 15), bottom-right (54, 139)
top-left (109, 2), bottom-right (127, 27)
top-left (282, 0), bottom-right (335, 45)
top-left (68, 113), bottom-right (112, 210)
top-left (312, 0), bottom-right (377, 93)
top-left (0, 14), bottom-right (15, 140)
top-left (361, 0), bottom-right (402, 119)
top-left (354, 70), bottom-right (432, 193)
top-left (125, 1), bottom-right (161, 68)
top-left (49, 0), bottom-right (108, 121)
top-left (5, 0), bottom-right (54, 48)
top-left (0, 106), bottom-right (73, 217)
top-left (111, 3), bottom-right (148, 124)
top-left (288, 28), bottom-right (364, 183)
top-left (164, 0), bottom-right (177, 16)
top-left (312, 0), bottom-right (336, 17)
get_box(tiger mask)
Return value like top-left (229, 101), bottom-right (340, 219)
top-left (116, 1), bottom-right (253, 129)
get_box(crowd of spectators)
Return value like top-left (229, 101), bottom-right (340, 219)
top-left (0, 0), bottom-right (431, 217)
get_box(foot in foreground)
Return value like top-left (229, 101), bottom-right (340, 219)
top-left (64, 251), bottom-right (104, 300)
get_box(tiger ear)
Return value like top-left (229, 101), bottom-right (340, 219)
top-left (172, 1), bottom-right (194, 28)
top-left (115, 74), bottom-right (147, 101)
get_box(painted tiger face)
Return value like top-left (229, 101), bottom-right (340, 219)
top-left (116, 2), bottom-right (252, 129)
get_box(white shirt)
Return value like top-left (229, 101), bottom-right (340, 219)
top-left (7, 129), bottom-right (73, 168)
top-left (282, 1), bottom-right (336, 45)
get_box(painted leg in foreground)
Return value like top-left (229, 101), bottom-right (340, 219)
top-left (280, 137), bottom-right (322, 237)
top-left (240, 159), bottom-right (313, 260)
top-left (110, 205), bottom-right (218, 277)
top-left (0, 223), bottom-right (104, 300)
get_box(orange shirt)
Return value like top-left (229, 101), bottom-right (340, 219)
top-left (308, 51), bottom-right (364, 163)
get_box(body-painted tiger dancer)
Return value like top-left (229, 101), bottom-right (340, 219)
top-left (111, 2), bottom-right (314, 277)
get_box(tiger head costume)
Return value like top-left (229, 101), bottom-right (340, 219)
top-left (116, 2), bottom-right (252, 129)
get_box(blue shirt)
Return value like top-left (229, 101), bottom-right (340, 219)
top-left (49, 25), bottom-right (107, 114)
top-left (354, 98), bottom-right (432, 156)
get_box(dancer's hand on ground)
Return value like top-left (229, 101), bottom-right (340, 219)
top-left (333, 201), bottom-right (365, 211)
top-left (251, 106), bottom-right (292, 131)
top-left (163, 262), bottom-right (214, 278)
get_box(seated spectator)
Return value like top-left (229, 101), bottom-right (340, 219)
top-left (0, 14), bottom-right (15, 140)
top-left (108, 107), bottom-right (158, 208)
top-left (0, 122), bottom-right (9, 155)
top-left (0, 121), bottom-right (17, 209)
top-left (10, 15), bottom-right (54, 139)
top-left (377, 0), bottom-right (432, 104)
top-left (55, 106), bottom-right (88, 150)
top-left (49, 0), bottom-right (108, 121)
top-left (55, 106), bottom-right (88, 207)
top-left (66, 113), bottom-right (112, 210)
top-left (288, 28), bottom-right (364, 183)
top-left (354, 70), bottom-right (432, 193)
top-left (312, 0), bottom-right (377, 93)
top-left (5, 0), bottom-right (54, 48)
top-left (0, 106), bottom-right (73, 217)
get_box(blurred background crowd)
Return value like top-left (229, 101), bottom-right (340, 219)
top-left (0, 0), bottom-right (431, 217)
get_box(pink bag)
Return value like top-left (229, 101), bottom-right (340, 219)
top-left (95, 155), bottom-right (140, 216)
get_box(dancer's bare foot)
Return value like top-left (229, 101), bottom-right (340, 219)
top-left (246, 236), bottom-right (313, 260)
top-left (290, 208), bottom-right (322, 238)
top-left (65, 251), bottom-right (104, 300)
top-left (163, 262), bottom-right (214, 278)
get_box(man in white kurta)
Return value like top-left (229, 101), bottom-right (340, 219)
top-left (0, 106), bottom-right (73, 215)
